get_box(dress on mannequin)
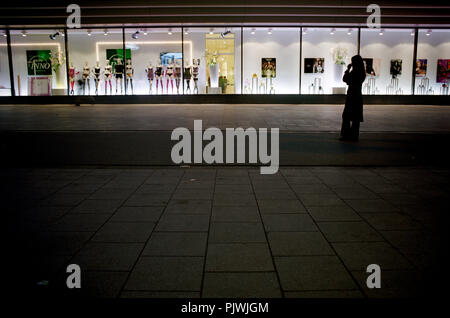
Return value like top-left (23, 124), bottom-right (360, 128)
top-left (184, 62), bottom-right (192, 94)
top-left (104, 61), bottom-right (113, 95)
top-left (145, 62), bottom-right (154, 94)
top-left (92, 62), bottom-right (101, 95)
top-left (82, 62), bottom-right (91, 95)
top-left (126, 60), bottom-right (134, 95)
top-left (114, 59), bottom-right (124, 94)
top-left (155, 60), bottom-right (163, 94)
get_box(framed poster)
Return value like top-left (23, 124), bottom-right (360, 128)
top-left (106, 49), bottom-right (131, 67)
top-left (261, 58), bottom-right (276, 78)
top-left (26, 50), bottom-right (52, 76)
top-left (28, 77), bottom-right (51, 96)
top-left (437, 59), bottom-right (450, 83)
top-left (160, 52), bottom-right (182, 65)
top-left (390, 59), bottom-right (402, 77)
top-left (363, 58), bottom-right (380, 77)
top-left (415, 59), bottom-right (427, 77)
top-left (304, 58), bottom-right (324, 73)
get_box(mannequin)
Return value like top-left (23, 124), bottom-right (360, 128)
top-left (81, 61), bottom-right (91, 95)
top-left (126, 59), bottom-right (134, 95)
top-left (192, 58), bottom-right (200, 94)
top-left (166, 58), bottom-right (174, 94)
top-left (104, 60), bottom-right (113, 95)
top-left (114, 58), bottom-right (124, 94)
top-left (145, 61), bottom-right (154, 94)
top-left (92, 61), bottom-right (101, 95)
top-left (155, 59), bottom-right (163, 94)
top-left (183, 60), bottom-right (192, 94)
top-left (68, 62), bottom-right (78, 95)
top-left (174, 59), bottom-right (182, 94)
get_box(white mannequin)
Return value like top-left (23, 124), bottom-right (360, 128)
top-left (155, 59), bottom-right (163, 94)
top-left (174, 59), bottom-right (182, 94)
top-left (184, 60), bottom-right (192, 94)
top-left (92, 61), bottom-right (101, 95)
top-left (82, 61), bottom-right (91, 95)
top-left (145, 61), bottom-right (154, 94)
top-left (192, 58), bottom-right (200, 94)
top-left (104, 60), bottom-right (113, 95)
top-left (126, 59), bottom-right (134, 94)
top-left (114, 58), bottom-right (124, 94)
top-left (166, 58), bottom-right (174, 94)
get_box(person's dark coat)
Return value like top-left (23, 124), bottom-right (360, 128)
top-left (342, 70), bottom-right (365, 122)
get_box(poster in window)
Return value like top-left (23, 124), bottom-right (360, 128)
top-left (26, 50), bottom-right (52, 76)
top-left (390, 59), bottom-right (402, 78)
top-left (304, 58), bottom-right (324, 73)
top-left (363, 58), bottom-right (380, 77)
top-left (261, 58), bottom-right (276, 78)
top-left (415, 59), bottom-right (427, 77)
top-left (437, 59), bottom-right (450, 83)
top-left (106, 49), bottom-right (131, 67)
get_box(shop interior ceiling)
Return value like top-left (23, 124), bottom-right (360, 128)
top-left (1, 0), bottom-right (450, 28)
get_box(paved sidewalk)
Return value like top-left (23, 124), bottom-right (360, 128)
top-left (4, 166), bottom-right (448, 298)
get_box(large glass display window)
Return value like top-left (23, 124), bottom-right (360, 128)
top-left (125, 27), bottom-right (182, 95)
top-left (301, 27), bottom-right (358, 94)
top-left (67, 28), bottom-right (124, 96)
top-left (416, 29), bottom-right (450, 95)
top-left (0, 30), bottom-right (11, 96)
top-left (10, 29), bottom-right (67, 96)
top-left (183, 27), bottom-right (241, 94)
top-left (243, 27), bottom-right (299, 94)
top-left (360, 28), bottom-right (415, 95)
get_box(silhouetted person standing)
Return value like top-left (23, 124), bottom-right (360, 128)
top-left (340, 55), bottom-right (366, 142)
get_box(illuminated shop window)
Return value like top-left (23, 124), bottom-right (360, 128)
top-left (0, 30), bottom-right (11, 96)
top-left (301, 28), bottom-right (358, 95)
top-left (416, 29), bottom-right (450, 96)
top-left (10, 29), bottom-right (67, 96)
top-left (243, 27), bottom-right (300, 94)
top-left (360, 28), bottom-right (415, 95)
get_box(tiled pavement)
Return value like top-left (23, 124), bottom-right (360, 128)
top-left (4, 166), bottom-right (448, 298)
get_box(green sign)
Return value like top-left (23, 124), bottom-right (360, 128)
top-left (27, 50), bottom-right (52, 76)
top-left (106, 49), bottom-right (131, 67)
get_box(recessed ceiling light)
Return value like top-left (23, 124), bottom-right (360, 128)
top-left (143, 29), bottom-right (148, 35)
top-left (330, 28), bottom-right (335, 35)
top-left (379, 29), bottom-right (384, 35)
top-left (347, 28), bottom-right (352, 35)
top-left (104, 29), bottom-right (108, 36)
top-left (184, 28), bottom-right (189, 35)
top-left (168, 28), bottom-right (173, 35)
top-left (426, 29), bottom-right (432, 36)
top-left (250, 28), bottom-right (255, 35)
top-left (302, 28), bottom-right (307, 35)
top-left (21, 30), bottom-right (27, 37)
top-left (87, 29), bottom-right (92, 36)
top-left (209, 28), bottom-right (214, 35)
top-left (267, 28), bottom-right (272, 35)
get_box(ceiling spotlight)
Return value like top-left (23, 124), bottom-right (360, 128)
top-left (143, 29), bottom-right (148, 35)
top-left (426, 29), bottom-right (432, 36)
top-left (379, 29), bottom-right (384, 35)
top-left (87, 29), bottom-right (92, 36)
top-left (49, 31), bottom-right (60, 40)
top-left (330, 28), bottom-right (335, 35)
top-left (3, 32), bottom-right (7, 37)
top-left (132, 31), bottom-right (140, 39)
top-left (302, 28), bottom-right (307, 35)
top-left (347, 28), bottom-right (352, 35)
top-left (410, 30), bottom-right (415, 36)
top-left (209, 28), bottom-right (214, 35)
top-left (104, 29), bottom-right (108, 36)
top-left (184, 28), bottom-right (189, 35)
top-left (168, 28), bottom-right (173, 35)
top-left (250, 28), bottom-right (256, 35)
top-left (21, 30), bottom-right (27, 37)
top-left (220, 30), bottom-right (231, 38)
top-left (267, 28), bottom-right (272, 35)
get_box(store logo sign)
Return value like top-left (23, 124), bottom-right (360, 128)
top-left (366, 4), bottom-right (381, 29)
top-left (26, 50), bottom-right (52, 76)
top-left (171, 120), bottom-right (279, 174)
top-left (66, 4), bottom-right (81, 28)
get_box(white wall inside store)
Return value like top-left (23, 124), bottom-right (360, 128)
top-left (0, 37), bottom-right (10, 95)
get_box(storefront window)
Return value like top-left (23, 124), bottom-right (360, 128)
top-left (67, 28), bottom-right (124, 95)
top-left (183, 27), bottom-right (241, 95)
top-left (0, 30), bottom-right (11, 96)
top-left (10, 29), bottom-right (67, 96)
top-left (360, 28), bottom-right (415, 95)
top-left (301, 27), bottom-right (358, 94)
top-left (243, 27), bottom-right (299, 94)
top-left (124, 27), bottom-right (182, 95)
top-left (416, 29), bottom-right (450, 95)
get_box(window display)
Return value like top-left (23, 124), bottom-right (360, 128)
top-left (183, 27), bottom-right (241, 94)
top-left (10, 29), bottom-right (67, 96)
top-left (360, 28), bottom-right (414, 95)
top-left (244, 27), bottom-right (299, 94)
top-left (67, 28), bottom-right (124, 95)
top-left (302, 28), bottom-right (358, 94)
top-left (417, 29), bottom-right (450, 95)
top-left (125, 27), bottom-right (182, 95)
top-left (0, 30), bottom-right (11, 96)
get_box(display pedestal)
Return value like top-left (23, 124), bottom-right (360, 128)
top-left (206, 87), bottom-right (222, 94)
top-left (209, 64), bottom-right (219, 88)
top-left (51, 88), bottom-right (67, 96)
top-left (332, 87), bottom-right (346, 95)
